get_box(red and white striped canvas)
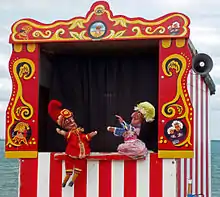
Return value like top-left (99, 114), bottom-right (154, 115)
top-left (177, 71), bottom-right (211, 197)
top-left (18, 153), bottom-right (176, 197)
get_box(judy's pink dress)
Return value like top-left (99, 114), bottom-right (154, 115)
top-left (113, 121), bottom-right (147, 157)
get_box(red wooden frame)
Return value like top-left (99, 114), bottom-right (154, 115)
top-left (5, 1), bottom-right (193, 159)
top-left (158, 40), bottom-right (194, 158)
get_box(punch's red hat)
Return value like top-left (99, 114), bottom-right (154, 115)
top-left (48, 100), bottom-right (73, 123)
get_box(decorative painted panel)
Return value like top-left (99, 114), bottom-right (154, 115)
top-left (9, 1), bottom-right (190, 43)
top-left (5, 44), bottom-right (39, 158)
top-left (158, 39), bottom-right (194, 158)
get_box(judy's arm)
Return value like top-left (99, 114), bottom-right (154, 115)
top-left (115, 115), bottom-right (130, 130)
top-left (107, 126), bottom-right (125, 136)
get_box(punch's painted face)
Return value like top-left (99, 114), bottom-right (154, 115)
top-left (131, 111), bottom-right (143, 125)
top-left (64, 117), bottom-right (77, 130)
top-left (57, 115), bottom-right (77, 131)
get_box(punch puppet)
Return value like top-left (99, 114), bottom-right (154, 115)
top-left (107, 101), bottom-right (155, 159)
top-left (48, 100), bottom-right (97, 187)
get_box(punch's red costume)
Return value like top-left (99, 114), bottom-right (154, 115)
top-left (65, 128), bottom-right (91, 158)
top-left (48, 100), bottom-right (96, 187)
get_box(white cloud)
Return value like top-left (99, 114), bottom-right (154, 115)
top-left (0, 101), bottom-right (8, 138)
top-left (0, 26), bottom-right (10, 41)
top-left (0, 54), bottom-right (10, 68)
top-left (1, 0), bottom-right (53, 11)
top-left (153, 0), bottom-right (200, 9)
top-left (210, 110), bottom-right (220, 139)
top-left (191, 33), bottom-right (220, 47)
top-left (0, 78), bottom-right (12, 101)
top-left (210, 85), bottom-right (220, 110)
top-left (0, 78), bottom-right (11, 90)
top-left (211, 71), bottom-right (220, 80)
top-left (0, 44), bottom-right (10, 55)
top-left (0, 112), bottom-right (6, 138)
top-left (0, 101), bottom-right (8, 113)
top-left (0, 66), bottom-right (10, 78)
top-left (209, 57), bottom-right (220, 78)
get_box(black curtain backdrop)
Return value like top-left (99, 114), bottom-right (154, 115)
top-left (41, 50), bottom-right (158, 152)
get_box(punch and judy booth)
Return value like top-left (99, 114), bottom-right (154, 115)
top-left (5, 1), bottom-right (215, 197)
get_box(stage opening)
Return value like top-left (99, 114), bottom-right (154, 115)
top-left (38, 40), bottom-right (159, 153)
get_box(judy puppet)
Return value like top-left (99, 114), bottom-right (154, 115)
top-left (107, 101), bottom-right (155, 159)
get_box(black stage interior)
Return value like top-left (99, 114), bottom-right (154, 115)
top-left (38, 40), bottom-right (159, 153)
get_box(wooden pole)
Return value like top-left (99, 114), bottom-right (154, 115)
top-left (187, 179), bottom-right (193, 196)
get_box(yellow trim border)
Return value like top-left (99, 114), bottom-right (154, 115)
top-left (158, 150), bottom-right (194, 158)
top-left (5, 151), bottom-right (38, 158)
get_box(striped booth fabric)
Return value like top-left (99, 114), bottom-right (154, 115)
top-left (18, 152), bottom-right (177, 197)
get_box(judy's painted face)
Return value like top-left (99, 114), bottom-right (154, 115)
top-left (131, 111), bottom-right (143, 125)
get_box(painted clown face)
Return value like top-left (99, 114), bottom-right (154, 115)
top-left (172, 121), bottom-right (183, 132)
top-left (131, 111), bottom-right (143, 125)
top-left (168, 128), bottom-right (175, 135)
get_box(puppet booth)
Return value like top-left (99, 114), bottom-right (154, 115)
top-left (5, 1), bottom-right (216, 197)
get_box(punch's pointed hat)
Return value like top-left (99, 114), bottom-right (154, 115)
top-left (48, 100), bottom-right (73, 123)
top-left (134, 101), bottom-right (155, 122)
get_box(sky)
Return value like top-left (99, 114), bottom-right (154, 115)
top-left (0, 0), bottom-right (219, 139)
